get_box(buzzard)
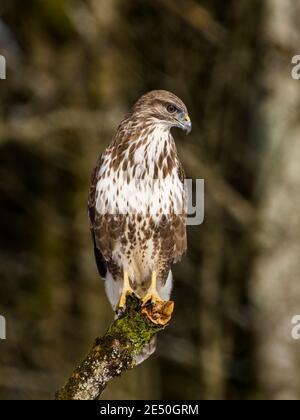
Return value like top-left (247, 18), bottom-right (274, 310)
top-left (88, 90), bottom-right (191, 320)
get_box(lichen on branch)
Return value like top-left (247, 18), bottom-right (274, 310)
top-left (55, 296), bottom-right (174, 400)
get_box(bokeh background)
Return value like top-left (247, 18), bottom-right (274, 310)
top-left (1, 0), bottom-right (300, 400)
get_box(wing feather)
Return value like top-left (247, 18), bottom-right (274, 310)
top-left (88, 155), bottom-right (107, 278)
top-left (173, 160), bottom-right (187, 262)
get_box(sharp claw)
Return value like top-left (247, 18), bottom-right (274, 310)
top-left (143, 299), bottom-right (153, 308)
top-left (116, 306), bottom-right (126, 318)
top-left (118, 297), bottom-right (127, 310)
top-left (117, 289), bottom-right (137, 313)
top-left (142, 293), bottom-right (164, 307)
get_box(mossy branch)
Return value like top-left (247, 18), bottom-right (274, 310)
top-left (55, 296), bottom-right (174, 400)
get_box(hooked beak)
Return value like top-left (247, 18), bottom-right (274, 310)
top-left (179, 113), bottom-right (192, 134)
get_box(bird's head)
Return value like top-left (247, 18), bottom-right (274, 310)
top-left (130, 90), bottom-right (192, 134)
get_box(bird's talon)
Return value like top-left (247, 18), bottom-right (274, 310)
top-left (117, 289), bottom-right (139, 315)
top-left (142, 293), bottom-right (164, 308)
top-left (144, 300), bottom-right (153, 309)
top-left (116, 306), bottom-right (126, 318)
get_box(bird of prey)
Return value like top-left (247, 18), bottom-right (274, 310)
top-left (88, 90), bottom-right (191, 321)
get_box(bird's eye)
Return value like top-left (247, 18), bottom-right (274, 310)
top-left (166, 104), bottom-right (177, 114)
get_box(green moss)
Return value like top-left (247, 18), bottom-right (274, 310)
top-left (56, 296), bottom-right (169, 399)
top-left (105, 296), bottom-right (163, 354)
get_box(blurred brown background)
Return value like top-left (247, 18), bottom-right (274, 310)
top-left (1, 0), bottom-right (300, 400)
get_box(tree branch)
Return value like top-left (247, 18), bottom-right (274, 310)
top-left (55, 296), bottom-right (174, 400)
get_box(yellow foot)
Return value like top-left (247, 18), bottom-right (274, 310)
top-left (141, 291), bottom-right (164, 307)
top-left (117, 271), bottom-right (135, 311)
top-left (141, 271), bottom-right (161, 306)
top-left (118, 290), bottom-right (134, 310)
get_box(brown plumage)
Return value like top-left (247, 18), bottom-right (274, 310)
top-left (88, 90), bottom-right (191, 315)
